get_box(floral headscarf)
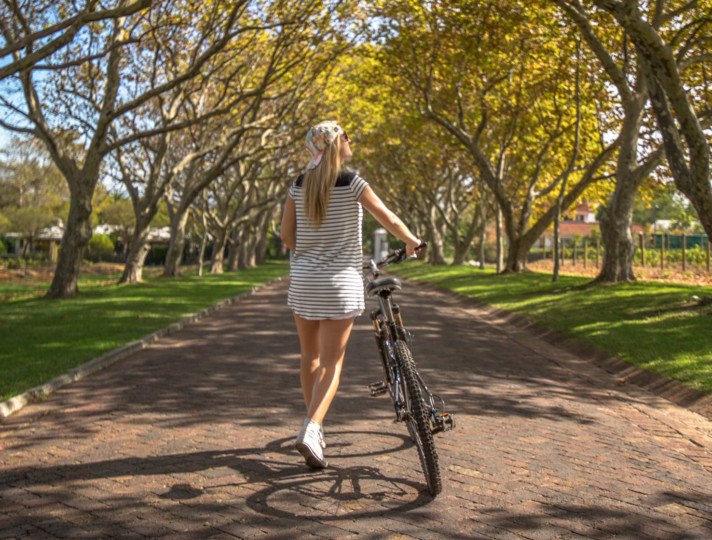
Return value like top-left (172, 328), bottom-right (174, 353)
top-left (305, 120), bottom-right (344, 170)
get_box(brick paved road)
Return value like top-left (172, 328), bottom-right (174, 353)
top-left (1, 278), bottom-right (711, 539)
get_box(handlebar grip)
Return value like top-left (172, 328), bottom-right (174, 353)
top-left (372, 242), bottom-right (428, 269)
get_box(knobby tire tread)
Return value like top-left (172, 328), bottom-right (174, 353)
top-left (394, 340), bottom-right (442, 496)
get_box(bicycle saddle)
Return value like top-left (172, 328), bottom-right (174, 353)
top-left (366, 277), bottom-right (402, 296)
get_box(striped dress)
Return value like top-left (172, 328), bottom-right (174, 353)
top-left (287, 171), bottom-right (369, 320)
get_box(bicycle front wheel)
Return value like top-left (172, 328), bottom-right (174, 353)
top-left (394, 340), bottom-right (442, 496)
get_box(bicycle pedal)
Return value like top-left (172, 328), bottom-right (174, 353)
top-left (432, 411), bottom-right (455, 433)
top-left (368, 381), bottom-right (388, 397)
top-left (440, 412), bottom-right (455, 431)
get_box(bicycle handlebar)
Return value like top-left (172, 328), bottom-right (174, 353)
top-left (363, 242), bottom-right (428, 271)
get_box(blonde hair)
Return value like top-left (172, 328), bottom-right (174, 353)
top-left (303, 135), bottom-right (343, 228)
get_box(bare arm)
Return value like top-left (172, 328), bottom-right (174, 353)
top-left (279, 194), bottom-right (296, 252)
top-left (358, 185), bottom-right (421, 256)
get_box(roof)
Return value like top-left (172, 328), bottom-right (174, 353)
top-left (557, 222), bottom-right (598, 237)
top-left (550, 221), bottom-right (644, 238)
top-left (575, 201), bottom-right (593, 214)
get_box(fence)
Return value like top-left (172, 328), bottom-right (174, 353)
top-left (638, 233), bottom-right (710, 272)
top-left (533, 233), bottom-right (711, 274)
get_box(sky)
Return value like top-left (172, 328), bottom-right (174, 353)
top-left (0, 127), bottom-right (10, 148)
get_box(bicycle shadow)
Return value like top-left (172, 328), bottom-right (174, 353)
top-left (0, 430), bottom-right (435, 529)
top-left (236, 430), bottom-right (435, 519)
top-left (242, 464), bottom-right (432, 519)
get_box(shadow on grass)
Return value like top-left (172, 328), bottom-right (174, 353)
top-left (391, 265), bottom-right (712, 393)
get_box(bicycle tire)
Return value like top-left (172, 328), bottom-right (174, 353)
top-left (394, 340), bottom-right (442, 496)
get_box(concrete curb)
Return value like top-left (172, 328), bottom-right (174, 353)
top-left (0, 276), bottom-right (285, 420)
top-left (397, 275), bottom-right (712, 421)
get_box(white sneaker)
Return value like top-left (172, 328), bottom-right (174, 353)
top-left (295, 418), bottom-right (325, 449)
top-left (294, 418), bottom-right (310, 446)
top-left (295, 420), bottom-right (327, 468)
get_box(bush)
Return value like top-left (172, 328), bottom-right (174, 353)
top-left (145, 244), bottom-right (168, 266)
top-left (86, 233), bottom-right (115, 262)
top-left (686, 245), bottom-right (707, 267)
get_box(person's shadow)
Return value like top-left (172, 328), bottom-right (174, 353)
top-left (1, 429), bottom-right (435, 526)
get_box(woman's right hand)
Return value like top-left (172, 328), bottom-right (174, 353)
top-left (405, 238), bottom-right (422, 258)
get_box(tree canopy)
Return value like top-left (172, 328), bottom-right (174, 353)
top-left (0, 0), bottom-right (709, 293)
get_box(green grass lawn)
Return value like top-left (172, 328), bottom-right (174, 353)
top-left (0, 271), bottom-right (144, 301)
top-left (0, 263), bottom-right (178, 300)
top-left (0, 261), bottom-right (289, 401)
top-left (391, 262), bottom-right (712, 394)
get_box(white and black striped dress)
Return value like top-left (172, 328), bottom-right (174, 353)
top-left (287, 171), bottom-right (369, 320)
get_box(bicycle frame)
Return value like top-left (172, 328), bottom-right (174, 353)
top-left (364, 246), bottom-right (455, 435)
top-left (371, 293), bottom-right (409, 421)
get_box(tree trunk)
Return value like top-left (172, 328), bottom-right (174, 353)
top-left (451, 204), bottom-right (483, 265)
top-left (643, 62), bottom-right (712, 239)
top-left (502, 235), bottom-right (530, 273)
top-left (227, 228), bottom-right (239, 271)
top-left (495, 206), bottom-right (504, 273)
top-left (197, 230), bottom-right (207, 277)
top-left (46, 176), bottom-right (96, 298)
top-left (478, 219), bottom-right (486, 269)
top-left (244, 228), bottom-right (257, 268)
top-left (210, 226), bottom-right (229, 274)
top-left (452, 243), bottom-right (467, 266)
top-left (593, 88), bottom-right (649, 283)
top-left (553, 215), bottom-right (561, 282)
top-left (163, 207), bottom-right (190, 277)
top-left (452, 229), bottom-right (479, 265)
top-left (119, 226), bottom-right (152, 283)
top-left (424, 208), bottom-right (447, 264)
top-left (254, 211), bottom-right (271, 265)
top-left (237, 226), bottom-right (258, 269)
top-left (426, 231), bottom-right (447, 265)
top-left (595, 186), bottom-right (637, 282)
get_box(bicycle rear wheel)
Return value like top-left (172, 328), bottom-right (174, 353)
top-left (394, 340), bottom-right (442, 496)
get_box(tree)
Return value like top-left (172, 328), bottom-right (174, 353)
top-left (327, 45), bottom-right (486, 264)
top-left (554, 0), bottom-right (665, 283)
top-left (0, 136), bottom-right (68, 256)
top-left (99, 196), bottom-right (135, 258)
top-left (0, 0), bottom-right (253, 297)
top-left (0, 136), bottom-right (68, 214)
top-left (634, 185), bottom-right (703, 233)
top-left (0, 0), bottom-right (151, 80)
top-left (591, 0), bottom-right (711, 239)
top-left (107, 26), bottom-right (279, 284)
top-left (0, 211), bottom-right (10, 234)
top-left (4, 207), bottom-right (55, 257)
top-left (376, 0), bottom-right (619, 272)
top-left (160, 2), bottom-right (356, 276)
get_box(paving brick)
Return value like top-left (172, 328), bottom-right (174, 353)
top-left (1, 280), bottom-right (711, 538)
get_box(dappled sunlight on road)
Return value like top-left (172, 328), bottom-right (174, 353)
top-left (2, 278), bottom-right (711, 537)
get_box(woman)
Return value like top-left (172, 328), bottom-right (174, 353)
top-left (280, 120), bottom-right (421, 468)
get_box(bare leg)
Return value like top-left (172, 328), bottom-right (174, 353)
top-left (293, 314), bottom-right (320, 411)
top-left (307, 317), bottom-right (355, 425)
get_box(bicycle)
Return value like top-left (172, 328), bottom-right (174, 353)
top-left (363, 242), bottom-right (455, 496)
